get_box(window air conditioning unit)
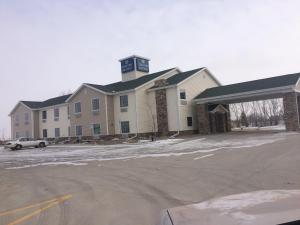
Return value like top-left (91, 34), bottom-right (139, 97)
top-left (120, 107), bottom-right (128, 112)
top-left (180, 100), bottom-right (187, 105)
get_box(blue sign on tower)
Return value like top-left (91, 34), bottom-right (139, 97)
top-left (136, 58), bottom-right (149, 72)
top-left (121, 58), bottom-right (135, 73)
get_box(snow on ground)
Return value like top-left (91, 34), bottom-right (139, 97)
top-left (232, 124), bottom-right (285, 131)
top-left (0, 132), bottom-right (294, 169)
top-left (192, 190), bottom-right (300, 224)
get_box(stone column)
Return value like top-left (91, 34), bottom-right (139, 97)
top-left (155, 79), bottom-right (169, 136)
top-left (283, 92), bottom-right (299, 131)
top-left (225, 104), bottom-right (232, 132)
top-left (196, 104), bottom-right (210, 134)
top-left (210, 113), bottom-right (216, 133)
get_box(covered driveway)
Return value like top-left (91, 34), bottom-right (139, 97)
top-left (194, 72), bottom-right (300, 134)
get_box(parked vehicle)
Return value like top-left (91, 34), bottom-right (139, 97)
top-left (4, 137), bottom-right (49, 150)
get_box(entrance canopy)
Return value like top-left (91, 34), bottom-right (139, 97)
top-left (194, 73), bottom-right (300, 104)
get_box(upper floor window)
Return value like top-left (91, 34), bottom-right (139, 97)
top-left (24, 113), bottom-right (29, 125)
top-left (92, 98), bottom-right (100, 111)
top-left (42, 111), bottom-right (47, 120)
top-left (180, 89), bottom-right (186, 100)
top-left (74, 102), bottom-right (82, 114)
top-left (15, 114), bottom-right (19, 126)
top-left (120, 95), bottom-right (128, 107)
top-left (54, 108), bottom-right (59, 121)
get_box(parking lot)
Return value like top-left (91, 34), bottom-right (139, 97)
top-left (1, 131), bottom-right (300, 225)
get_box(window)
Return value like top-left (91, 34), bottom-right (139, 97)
top-left (92, 124), bottom-right (101, 136)
top-left (42, 111), bottom-right (47, 120)
top-left (25, 130), bottom-right (30, 138)
top-left (92, 98), bottom-right (100, 111)
top-left (187, 117), bottom-right (193, 127)
top-left (24, 113), bottom-right (29, 125)
top-left (76, 125), bottom-right (82, 136)
top-left (74, 102), bottom-right (81, 114)
top-left (15, 114), bottom-right (19, 122)
top-left (15, 114), bottom-right (19, 126)
top-left (121, 121), bottom-right (130, 133)
top-left (55, 128), bottom-right (60, 138)
top-left (43, 129), bottom-right (48, 138)
top-left (68, 126), bottom-right (71, 137)
top-left (180, 90), bottom-right (186, 100)
top-left (120, 95), bottom-right (128, 107)
top-left (54, 108), bottom-right (59, 121)
top-left (16, 132), bottom-right (20, 138)
top-left (67, 106), bottom-right (70, 119)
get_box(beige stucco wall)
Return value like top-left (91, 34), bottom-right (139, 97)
top-left (113, 91), bottom-right (137, 134)
top-left (106, 95), bottom-right (115, 135)
top-left (39, 104), bottom-right (70, 138)
top-left (69, 86), bottom-right (112, 137)
top-left (177, 69), bottom-right (219, 131)
top-left (10, 103), bottom-right (34, 139)
top-left (166, 87), bottom-right (180, 132)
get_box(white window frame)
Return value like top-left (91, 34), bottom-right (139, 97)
top-left (120, 121), bottom-right (130, 134)
top-left (54, 108), bottom-right (59, 121)
top-left (54, 128), bottom-right (60, 138)
top-left (187, 116), bottom-right (193, 127)
top-left (75, 125), bottom-right (83, 137)
top-left (24, 112), bottom-right (30, 125)
top-left (120, 95), bottom-right (128, 108)
top-left (180, 89), bottom-right (186, 100)
top-left (42, 110), bottom-right (47, 122)
top-left (91, 98), bottom-right (100, 112)
top-left (42, 129), bottom-right (48, 138)
top-left (74, 102), bottom-right (82, 114)
top-left (92, 124), bottom-right (101, 136)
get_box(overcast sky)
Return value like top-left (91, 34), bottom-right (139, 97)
top-left (1, 0), bottom-right (300, 138)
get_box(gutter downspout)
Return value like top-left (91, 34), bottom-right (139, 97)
top-left (170, 87), bottom-right (180, 138)
top-left (105, 95), bottom-right (109, 135)
top-left (128, 92), bottom-right (138, 141)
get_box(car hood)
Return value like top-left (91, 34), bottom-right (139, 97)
top-left (159, 190), bottom-right (300, 225)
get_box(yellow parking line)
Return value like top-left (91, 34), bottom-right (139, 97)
top-left (0, 195), bottom-right (71, 217)
top-left (7, 194), bottom-right (72, 225)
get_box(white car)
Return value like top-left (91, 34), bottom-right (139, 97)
top-left (4, 137), bottom-right (49, 150)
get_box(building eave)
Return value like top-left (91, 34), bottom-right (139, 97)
top-left (194, 85), bottom-right (295, 104)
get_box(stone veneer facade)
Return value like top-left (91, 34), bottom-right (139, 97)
top-left (283, 92), bottom-right (299, 131)
top-left (196, 104), bottom-right (210, 134)
top-left (155, 79), bottom-right (169, 136)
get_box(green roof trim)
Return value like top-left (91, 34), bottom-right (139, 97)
top-left (195, 72), bottom-right (300, 100)
top-left (85, 68), bottom-right (175, 93)
top-left (150, 68), bottom-right (204, 89)
top-left (21, 94), bottom-right (72, 109)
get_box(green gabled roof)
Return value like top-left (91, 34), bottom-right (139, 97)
top-left (21, 101), bottom-right (42, 109)
top-left (21, 94), bottom-right (72, 109)
top-left (85, 68), bottom-right (175, 93)
top-left (195, 72), bottom-right (300, 100)
top-left (150, 68), bottom-right (204, 89)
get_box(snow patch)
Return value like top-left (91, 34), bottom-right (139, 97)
top-left (6, 161), bottom-right (87, 169)
top-left (194, 154), bottom-right (214, 160)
